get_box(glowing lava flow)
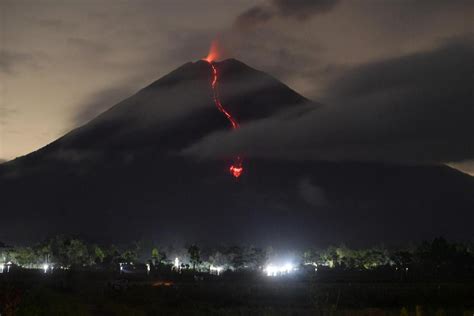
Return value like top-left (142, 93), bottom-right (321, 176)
top-left (203, 58), bottom-right (243, 179)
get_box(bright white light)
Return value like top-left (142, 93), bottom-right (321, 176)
top-left (174, 257), bottom-right (180, 270)
top-left (146, 263), bottom-right (151, 273)
top-left (283, 263), bottom-right (293, 272)
top-left (264, 263), bottom-right (296, 277)
top-left (0, 263), bottom-right (4, 274)
top-left (304, 262), bottom-right (318, 272)
top-left (210, 265), bottom-right (224, 275)
top-left (43, 263), bottom-right (49, 274)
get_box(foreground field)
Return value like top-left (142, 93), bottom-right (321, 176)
top-left (1, 270), bottom-right (473, 315)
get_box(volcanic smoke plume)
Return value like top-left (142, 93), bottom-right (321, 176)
top-left (203, 42), bottom-right (243, 179)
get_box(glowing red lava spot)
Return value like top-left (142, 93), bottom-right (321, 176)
top-left (230, 165), bottom-right (243, 178)
top-left (203, 40), bottom-right (220, 63)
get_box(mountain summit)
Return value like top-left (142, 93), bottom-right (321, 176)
top-left (36, 59), bottom-right (309, 158)
top-left (0, 59), bottom-right (472, 245)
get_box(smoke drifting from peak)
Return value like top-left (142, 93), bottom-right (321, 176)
top-left (235, 0), bottom-right (340, 28)
top-left (183, 38), bottom-right (474, 166)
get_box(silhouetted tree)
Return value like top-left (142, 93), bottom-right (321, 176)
top-left (244, 247), bottom-right (267, 270)
top-left (151, 248), bottom-right (159, 266)
top-left (93, 245), bottom-right (105, 264)
top-left (227, 246), bottom-right (245, 269)
top-left (188, 245), bottom-right (201, 270)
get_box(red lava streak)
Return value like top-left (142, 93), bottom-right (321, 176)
top-left (209, 63), bottom-right (239, 129)
top-left (203, 52), bottom-right (244, 178)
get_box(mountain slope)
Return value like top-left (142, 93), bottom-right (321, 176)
top-left (0, 59), bottom-right (472, 246)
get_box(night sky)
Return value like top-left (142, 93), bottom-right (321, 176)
top-left (1, 0), bottom-right (473, 174)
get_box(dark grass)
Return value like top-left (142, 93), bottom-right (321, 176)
top-left (1, 271), bottom-right (473, 315)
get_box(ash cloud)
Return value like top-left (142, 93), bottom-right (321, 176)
top-left (235, 0), bottom-right (339, 27)
top-left (184, 37), bottom-right (474, 165)
top-left (0, 50), bottom-right (36, 74)
top-left (273, 0), bottom-right (340, 18)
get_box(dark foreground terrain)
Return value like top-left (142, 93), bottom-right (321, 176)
top-left (1, 270), bottom-right (473, 316)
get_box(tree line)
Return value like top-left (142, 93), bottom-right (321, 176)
top-left (1, 237), bottom-right (473, 279)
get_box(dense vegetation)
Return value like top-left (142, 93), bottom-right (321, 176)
top-left (1, 237), bottom-right (473, 315)
top-left (1, 237), bottom-right (473, 281)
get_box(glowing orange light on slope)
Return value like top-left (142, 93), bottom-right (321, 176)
top-left (230, 157), bottom-right (243, 178)
top-left (203, 43), bottom-right (244, 178)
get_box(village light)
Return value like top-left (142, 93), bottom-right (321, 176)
top-left (210, 265), bottom-right (224, 275)
top-left (43, 263), bottom-right (49, 273)
top-left (263, 263), bottom-right (296, 277)
top-left (304, 262), bottom-right (318, 272)
top-left (174, 257), bottom-right (180, 270)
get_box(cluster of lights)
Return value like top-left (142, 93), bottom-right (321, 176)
top-left (209, 265), bottom-right (224, 275)
top-left (0, 262), bottom-right (11, 273)
top-left (304, 262), bottom-right (318, 272)
top-left (119, 262), bottom-right (135, 273)
top-left (263, 263), bottom-right (296, 277)
top-left (1, 257), bottom-right (301, 278)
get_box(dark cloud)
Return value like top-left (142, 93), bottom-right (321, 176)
top-left (325, 36), bottom-right (473, 102)
top-left (33, 17), bottom-right (76, 32)
top-left (228, 0), bottom-right (473, 101)
top-left (0, 50), bottom-right (35, 74)
top-left (235, 0), bottom-right (339, 27)
top-left (273, 0), bottom-right (340, 18)
top-left (0, 108), bottom-right (18, 125)
top-left (235, 5), bottom-right (274, 27)
top-left (66, 37), bottom-right (110, 56)
top-left (184, 37), bottom-right (474, 165)
top-left (162, 30), bottom-right (219, 63)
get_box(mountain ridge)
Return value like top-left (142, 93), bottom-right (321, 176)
top-left (0, 58), bottom-right (472, 246)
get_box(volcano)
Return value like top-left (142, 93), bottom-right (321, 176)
top-left (0, 59), bottom-right (473, 246)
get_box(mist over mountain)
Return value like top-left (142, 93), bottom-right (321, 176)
top-left (0, 59), bottom-right (472, 247)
